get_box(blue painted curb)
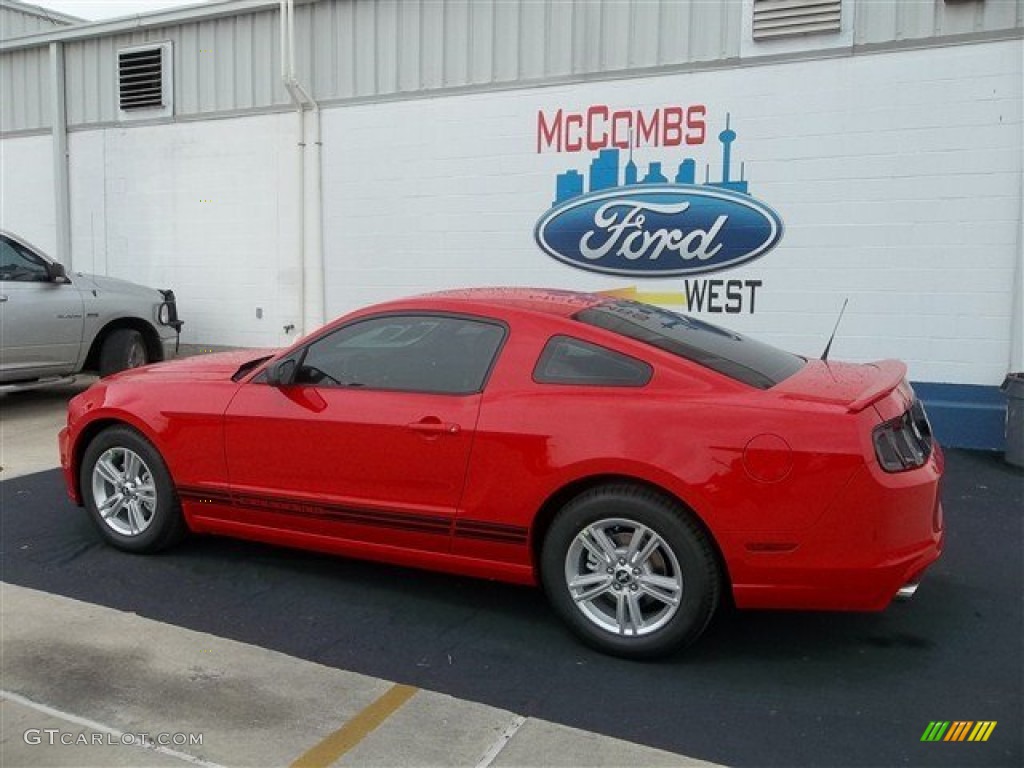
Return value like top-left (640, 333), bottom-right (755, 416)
top-left (912, 382), bottom-right (1007, 452)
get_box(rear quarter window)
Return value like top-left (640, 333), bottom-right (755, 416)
top-left (534, 336), bottom-right (652, 387)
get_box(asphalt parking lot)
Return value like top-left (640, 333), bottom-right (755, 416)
top-left (1, 384), bottom-right (1022, 767)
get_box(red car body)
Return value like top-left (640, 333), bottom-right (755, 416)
top-left (60, 289), bottom-right (943, 646)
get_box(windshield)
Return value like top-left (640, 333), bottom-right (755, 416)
top-left (576, 300), bottom-right (805, 389)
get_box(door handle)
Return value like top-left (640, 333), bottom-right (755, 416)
top-left (0, 295), bottom-right (8, 302)
top-left (407, 418), bottom-right (461, 435)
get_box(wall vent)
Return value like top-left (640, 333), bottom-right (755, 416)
top-left (117, 43), bottom-right (173, 119)
top-left (752, 0), bottom-right (842, 40)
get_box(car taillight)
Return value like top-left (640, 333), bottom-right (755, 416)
top-left (873, 399), bottom-right (933, 472)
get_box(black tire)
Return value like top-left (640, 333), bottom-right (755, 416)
top-left (80, 425), bottom-right (185, 553)
top-left (541, 484), bottom-right (720, 659)
top-left (99, 328), bottom-right (149, 377)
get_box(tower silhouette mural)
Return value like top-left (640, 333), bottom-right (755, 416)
top-left (552, 113), bottom-right (750, 207)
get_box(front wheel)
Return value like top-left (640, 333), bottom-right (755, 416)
top-left (80, 426), bottom-right (185, 553)
top-left (99, 328), bottom-right (149, 377)
top-left (541, 485), bottom-right (720, 659)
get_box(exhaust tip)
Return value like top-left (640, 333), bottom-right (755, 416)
top-left (895, 582), bottom-right (920, 601)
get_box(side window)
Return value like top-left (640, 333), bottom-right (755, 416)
top-left (534, 336), bottom-right (652, 387)
top-left (0, 237), bottom-right (48, 282)
top-left (295, 315), bottom-right (505, 394)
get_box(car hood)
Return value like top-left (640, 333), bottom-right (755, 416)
top-left (109, 349), bottom-right (279, 383)
top-left (74, 272), bottom-right (164, 298)
top-left (772, 359), bottom-right (907, 413)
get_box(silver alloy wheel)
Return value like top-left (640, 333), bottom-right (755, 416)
top-left (564, 517), bottom-right (683, 637)
top-left (91, 447), bottom-right (158, 537)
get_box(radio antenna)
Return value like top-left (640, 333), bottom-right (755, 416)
top-left (820, 298), bottom-right (849, 362)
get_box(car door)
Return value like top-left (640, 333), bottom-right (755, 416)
top-left (0, 235), bottom-right (84, 382)
top-left (222, 313), bottom-right (506, 553)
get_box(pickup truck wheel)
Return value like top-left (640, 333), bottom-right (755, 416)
top-left (81, 426), bottom-right (185, 553)
top-left (99, 328), bottom-right (148, 377)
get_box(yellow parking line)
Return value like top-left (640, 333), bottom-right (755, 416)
top-left (290, 684), bottom-right (418, 768)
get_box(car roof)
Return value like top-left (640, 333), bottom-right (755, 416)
top-left (388, 287), bottom-right (607, 319)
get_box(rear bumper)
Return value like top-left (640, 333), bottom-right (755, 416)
top-left (730, 446), bottom-right (945, 612)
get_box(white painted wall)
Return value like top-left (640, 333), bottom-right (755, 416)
top-left (67, 113), bottom-right (303, 348)
top-left (323, 39), bottom-right (1023, 387)
top-left (0, 134), bottom-right (55, 254)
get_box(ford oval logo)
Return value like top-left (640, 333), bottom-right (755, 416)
top-left (534, 186), bottom-right (783, 277)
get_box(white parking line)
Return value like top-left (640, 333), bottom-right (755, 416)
top-left (475, 713), bottom-right (527, 768)
top-left (2, 689), bottom-right (227, 768)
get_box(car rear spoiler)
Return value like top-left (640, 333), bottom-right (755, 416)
top-left (845, 360), bottom-right (907, 413)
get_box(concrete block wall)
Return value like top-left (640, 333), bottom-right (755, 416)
top-left (323, 39), bottom-right (1022, 393)
top-left (66, 113), bottom-right (304, 349)
top-left (0, 133), bottom-right (55, 251)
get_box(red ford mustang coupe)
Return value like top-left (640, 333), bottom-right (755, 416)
top-left (59, 288), bottom-right (944, 657)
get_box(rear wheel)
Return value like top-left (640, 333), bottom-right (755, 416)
top-left (541, 485), bottom-right (720, 659)
top-left (99, 328), bottom-right (148, 377)
top-left (80, 426), bottom-right (185, 553)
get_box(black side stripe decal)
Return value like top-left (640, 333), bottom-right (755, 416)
top-left (454, 520), bottom-right (529, 544)
top-left (177, 486), bottom-right (528, 545)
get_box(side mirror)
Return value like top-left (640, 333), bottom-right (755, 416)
top-left (265, 358), bottom-right (296, 387)
top-left (46, 262), bottom-right (70, 284)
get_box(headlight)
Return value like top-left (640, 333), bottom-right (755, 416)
top-left (873, 400), bottom-right (933, 472)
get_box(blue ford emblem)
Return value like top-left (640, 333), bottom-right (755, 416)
top-left (534, 186), bottom-right (783, 278)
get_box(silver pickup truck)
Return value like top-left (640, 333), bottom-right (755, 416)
top-left (0, 231), bottom-right (182, 391)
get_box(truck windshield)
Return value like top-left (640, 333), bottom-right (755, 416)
top-left (576, 300), bottom-right (805, 389)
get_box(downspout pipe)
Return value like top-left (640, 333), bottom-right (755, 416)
top-left (279, 0), bottom-right (324, 337)
top-left (280, 0), bottom-right (304, 340)
top-left (50, 41), bottom-right (71, 269)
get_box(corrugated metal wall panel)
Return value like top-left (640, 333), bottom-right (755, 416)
top-left (0, 45), bottom-right (48, 131)
top-left (491, 0), bottom-right (519, 82)
top-left (1, 6), bottom-right (71, 40)
top-left (629, 0), bottom-right (661, 69)
top-left (465, 0), bottom-right (490, 83)
top-left (252, 11), bottom-right (281, 107)
top-left (198, 21), bottom-right (218, 112)
top-left (856, 0), bottom-right (1024, 46)
top-left (601, 0), bottom-right (632, 71)
top-left (79, 38), bottom-right (100, 123)
top-left (374, 0), bottom-right (398, 94)
top-left (353, 0), bottom-right (377, 95)
top-left (443, 0), bottom-right (470, 85)
top-left (545, 0), bottom-right (573, 76)
top-left (572, 0), bottom-right (602, 75)
top-left (4, 0), bottom-right (1021, 133)
top-left (518, 0), bottom-right (546, 81)
top-left (60, 9), bottom-right (288, 127)
top-left (395, 0), bottom-right (417, 91)
top-left (298, 0), bottom-right (743, 102)
top-left (419, 0), bottom-right (446, 89)
top-left (233, 13), bottom-right (253, 109)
